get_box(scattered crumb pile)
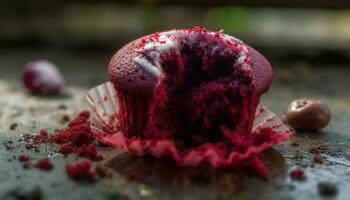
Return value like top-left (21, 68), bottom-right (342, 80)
top-left (65, 160), bottom-right (97, 181)
top-left (18, 155), bottom-right (53, 171)
top-left (18, 110), bottom-right (109, 182)
top-left (34, 158), bottom-right (54, 170)
top-left (51, 110), bottom-right (103, 160)
top-left (290, 169), bottom-right (305, 181)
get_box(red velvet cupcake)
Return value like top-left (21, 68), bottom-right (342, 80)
top-left (87, 27), bottom-right (291, 178)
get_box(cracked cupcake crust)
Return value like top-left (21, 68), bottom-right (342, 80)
top-left (108, 27), bottom-right (273, 97)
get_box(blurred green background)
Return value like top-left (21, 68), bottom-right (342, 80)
top-left (1, 2), bottom-right (350, 51)
top-left (1, 1), bottom-right (350, 87)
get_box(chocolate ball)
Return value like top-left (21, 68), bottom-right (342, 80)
top-left (285, 98), bottom-right (331, 131)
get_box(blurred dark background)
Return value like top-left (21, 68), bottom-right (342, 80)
top-left (1, 2), bottom-right (350, 199)
top-left (1, 0), bottom-right (350, 88)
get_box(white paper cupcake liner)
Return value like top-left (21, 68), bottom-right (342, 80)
top-left (85, 82), bottom-right (292, 177)
top-left (86, 82), bottom-right (291, 135)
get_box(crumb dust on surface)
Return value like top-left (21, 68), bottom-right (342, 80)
top-left (0, 50), bottom-right (350, 200)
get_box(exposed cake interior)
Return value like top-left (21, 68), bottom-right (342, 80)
top-left (117, 29), bottom-right (261, 152)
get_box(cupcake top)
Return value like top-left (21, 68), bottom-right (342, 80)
top-left (108, 27), bottom-right (273, 97)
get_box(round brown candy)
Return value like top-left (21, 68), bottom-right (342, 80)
top-left (286, 98), bottom-right (331, 132)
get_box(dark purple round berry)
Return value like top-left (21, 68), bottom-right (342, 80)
top-left (22, 60), bottom-right (65, 95)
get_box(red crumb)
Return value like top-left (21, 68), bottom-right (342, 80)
top-left (33, 130), bottom-right (49, 144)
top-left (51, 110), bottom-right (94, 147)
top-left (244, 156), bottom-right (269, 180)
top-left (76, 144), bottom-right (97, 159)
top-left (291, 141), bottom-right (299, 147)
top-left (22, 162), bottom-right (32, 169)
top-left (18, 154), bottom-right (30, 162)
top-left (124, 174), bottom-right (137, 181)
top-left (34, 158), bottom-right (54, 170)
top-left (68, 110), bottom-right (90, 127)
top-left (293, 150), bottom-right (304, 160)
top-left (59, 143), bottom-right (74, 155)
top-left (9, 123), bottom-right (18, 130)
top-left (65, 160), bottom-right (96, 181)
top-left (290, 169), bottom-right (305, 181)
top-left (313, 154), bottom-right (324, 164)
